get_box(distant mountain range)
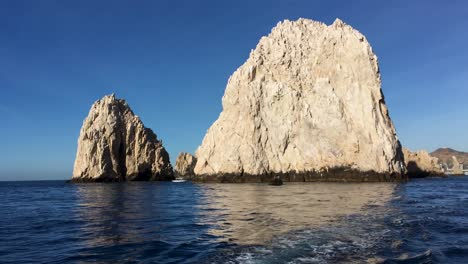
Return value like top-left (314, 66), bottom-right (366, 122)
top-left (431, 148), bottom-right (468, 165)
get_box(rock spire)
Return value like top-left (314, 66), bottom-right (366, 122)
top-left (72, 94), bottom-right (173, 182)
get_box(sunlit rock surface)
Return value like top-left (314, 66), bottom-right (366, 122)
top-left (194, 18), bottom-right (405, 182)
top-left (72, 94), bottom-right (173, 182)
top-left (174, 152), bottom-right (196, 177)
top-left (402, 148), bottom-right (443, 178)
top-left (451, 156), bottom-right (464, 175)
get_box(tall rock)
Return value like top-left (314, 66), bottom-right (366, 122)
top-left (451, 156), bottom-right (464, 175)
top-left (194, 18), bottom-right (405, 182)
top-left (72, 94), bottom-right (173, 182)
top-left (174, 152), bottom-right (197, 177)
top-left (402, 148), bottom-right (443, 178)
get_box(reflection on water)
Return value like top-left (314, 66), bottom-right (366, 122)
top-left (72, 182), bottom-right (396, 254)
top-left (75, 183), bottom-right (154, 247)
top-left (197, 183), bottom-right (396, 245)
top-left (0, 180), bottom-right (408, 264)
top-left (72, 182), bottom-right (211, 263)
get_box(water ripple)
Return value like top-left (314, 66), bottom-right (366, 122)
top-left (0, 177), bottom-right (467, 263)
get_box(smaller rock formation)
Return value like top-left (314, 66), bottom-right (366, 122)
top-left (72, 94), bottom-right (174, 182)
top-left (175, 152), bottom-right (197, 178)
top-left (403, 148), bottom-right (443, 178)
top-left (451, 156), bottom-right (464, 175)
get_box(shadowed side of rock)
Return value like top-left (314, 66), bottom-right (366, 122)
top-left (71, 94), bottom-right (174, 182)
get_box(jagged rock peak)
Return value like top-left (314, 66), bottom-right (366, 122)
top-left (194, 18), bottom-right (404, 182)
top-left (402, 148), bottom-right (443, 178)
top-left (72, 94), bottom-right (173, 182)
top-left (332, 18), bottom-right (346, 27)
top-left (175, 152), bottom-right (197, 177)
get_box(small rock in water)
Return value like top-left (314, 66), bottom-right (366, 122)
top-left (270, 176), bottom-right (283, 186)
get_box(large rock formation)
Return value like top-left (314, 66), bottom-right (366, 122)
top-left (402, 148), bottom-right (443, 178)
top-left (72, 94), bottom-right (173, 182)
top-left (194, 18), bottom-right (405, 182)
top-left (174, 152), bottom-right (196, 177)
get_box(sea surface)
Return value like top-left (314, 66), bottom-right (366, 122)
top-left (0, 177), bottom-right (467, 263)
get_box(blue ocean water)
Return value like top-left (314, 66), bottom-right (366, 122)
top-left (0, 177), bottom-right (467, 263)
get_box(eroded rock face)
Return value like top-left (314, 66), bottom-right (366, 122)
top-left (194, 18), bottom-right (405, 182)
top-left (72, 94), bottom-right (173, 182)
top-left (403, 148), bottom-right (443, 178)
top-left (174, 152), bottom-right (196, 177)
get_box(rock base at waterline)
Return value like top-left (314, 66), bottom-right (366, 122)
top-left (68, 173), bottom-right (174, 183)
top-left (189, 167), bottom-right (407, 183)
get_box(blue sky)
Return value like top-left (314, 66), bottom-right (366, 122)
top-left (0, 0), bottom-right (467, 180)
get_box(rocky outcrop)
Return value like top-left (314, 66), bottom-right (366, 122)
top-left (451, 156), bottom-right (464, 175)
top-left (72, 94), bottom-right (173, 182)
top-left (174, 152), bottom-right (196, 177)
top-left (194, 18), bottom-right (405, 182)
top-left (402, 148), bottom-right (443, 178)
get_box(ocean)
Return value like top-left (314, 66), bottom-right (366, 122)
top-left (0, 177), bottom-right (467, 263)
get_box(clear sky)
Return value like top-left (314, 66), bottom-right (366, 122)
top-left (1, 0), bottom-right (467, 180)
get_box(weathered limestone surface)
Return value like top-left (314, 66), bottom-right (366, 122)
top-left (403, 148), bottom-right (443, 178)
top-left (175, 152), bottom-right (196, 177)
top-left (194, 18), bottom-right (405, 182)
top-left (72, 94), bottom-right (173, 182)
